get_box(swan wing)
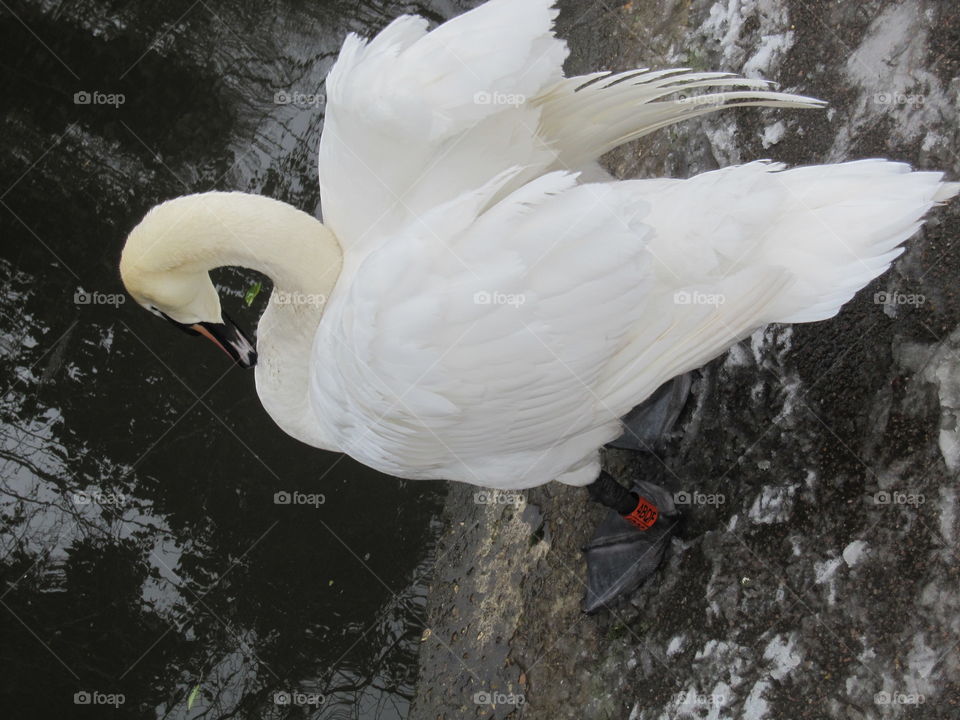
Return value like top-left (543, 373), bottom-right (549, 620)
top-left (318, 0), bottom-right (567, 250)
top-left (310, 160), bottom-right (956, 489)
top-left (596, 160), bottom-right (957, 406)
top-left (318, 0), bottom-right (823, 254)
top-left (311, 171), bottom-right (661, 488)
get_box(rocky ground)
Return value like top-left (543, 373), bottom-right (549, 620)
top-left (408, 1), bottom-right (960, 718)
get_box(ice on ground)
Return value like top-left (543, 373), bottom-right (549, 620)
top-left (701, 0), bottom-right (793, 78)
top-left (742, 680), bottom-right (770, 720)
top-left (815, 556), bottom-right (843, 584)
top-left (749, 484), bottom-right (796, 524)
top-left (837, 0), bottom-right (956, 155)
top-left (723, 342), bottom-right (752, 369)
top-left (763, 633), bottom-right (802, 680)
top-left (761, 121), bottom-right (786, 149)
top-left (693, 639), bottom-right (751, 689)
top-left (907, 633), bottom-right (938, 681)
top-left (706, 123), bottom-right (741, 166)
top-left (743, 31), bottom-right (794, 78)
top-left (814, 555), bottom-right (843, 605)
top-left (842, 540), bottom-right (869, 567)
top-left (667, 634), bottom-right (687, 657)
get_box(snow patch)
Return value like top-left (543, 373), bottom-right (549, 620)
top-left (748, 484), bottom-right (796, 524)
top-left (743, 31), bottom-right (794, 78)
top-left (701, 0), bottom-right (794, 79)
top-left (705, 123), bottom-right (740, 165)
top-left (760, 120), bottom-right (786, 149)
top-left (842, 540), bottom-right (869, 567)
top-left (723, 342), bottom-right (752, 368)
top-left (667, 634), bottom-right (687, 657)
top-left (836, 0), bottom-right (956, 154)
top-left (763, 633), bottom-right (802, 680)
top-left (815, 556), bottom-right (843, 584)
top-left (908, 633), bottom-right (938, 680)
top-left (742, 680), bottom-right (770, 719)
top-left (815, 555), bottom-right (843, 605)
top-left (692, 639), bottom-right (752, 689)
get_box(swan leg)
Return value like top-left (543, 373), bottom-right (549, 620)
top-left (582, 473), bottom-right (679, 614)
top-left (581, 373), bottom-right (690, 613)
top-left (607, 373), bottom-right (692, 451)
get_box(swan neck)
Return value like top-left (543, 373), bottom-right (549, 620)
top-left (170, 192), bottom-right (342, 297)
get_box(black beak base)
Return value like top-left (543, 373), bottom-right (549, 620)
top-left (162, 311), bottom-right (258, 368)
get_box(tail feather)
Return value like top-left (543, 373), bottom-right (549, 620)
top-left (631, 160), bottom-right (954, 324)
top-left (599, 160), bottom-right (956, 408)
top-left (761, 162), bottom-right (950, 323)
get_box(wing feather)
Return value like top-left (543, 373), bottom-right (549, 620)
top-left (318, 0), bottom-right (824, 253)
top-left (311, 174), bottom-right (655, 488)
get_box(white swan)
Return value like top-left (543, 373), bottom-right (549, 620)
top-left (120, 0), bottom-right (957, 611)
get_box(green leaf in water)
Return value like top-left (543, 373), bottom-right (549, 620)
top-left (187, 684), bottom-right (201, 710)
top-left (244, 281), bottom-right (263, 307)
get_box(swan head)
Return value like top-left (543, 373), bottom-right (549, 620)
top-left (120, 196), bottom-right (258, 368)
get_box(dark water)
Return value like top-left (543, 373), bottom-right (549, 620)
top-left (0, 1), bottom-right (477, 717)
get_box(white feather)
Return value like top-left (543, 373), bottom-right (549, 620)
top-left (317, 0), bottom-right (823, 251)
top-left (294, 0), bottom-right (956, 488)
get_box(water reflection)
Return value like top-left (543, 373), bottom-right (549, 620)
top-left (0, 0), bottom-right (478, 717)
